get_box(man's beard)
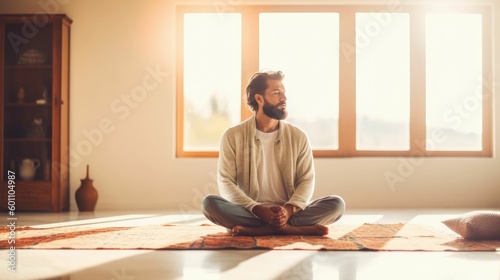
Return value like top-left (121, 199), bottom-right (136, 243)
top-left (262, 98), bottom-right (288, 120)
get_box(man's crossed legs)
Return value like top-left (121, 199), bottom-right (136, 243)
top-left (202, 195), bottom-right (345, 236)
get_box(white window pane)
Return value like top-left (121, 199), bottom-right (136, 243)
top-left (426, 14), bottom-right (482, 151)
top-left (183, 13), bottom-right (241, 151)
top-left (259, 13), bottom-right (339, 149)
top-left (356, 13), bottom-right (410, 151)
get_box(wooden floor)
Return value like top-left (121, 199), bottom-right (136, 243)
top-left (2, 209), bottom-right (499, 280)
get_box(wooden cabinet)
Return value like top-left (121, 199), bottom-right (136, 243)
top-left (0, 14), bottom-right (71, 211)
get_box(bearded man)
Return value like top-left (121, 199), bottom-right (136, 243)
top-left (202, 71), bottom-right (345, 236)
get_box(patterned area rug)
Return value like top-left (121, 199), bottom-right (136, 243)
top-left (1, 223), bottom-right (499, 251)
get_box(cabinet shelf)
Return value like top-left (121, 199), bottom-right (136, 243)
top-left (2, 180), bottom-right (51, 186)
top-left (5, 103), bottom-right (52, 107)
top-left (5, 65), bottom-right (52, 70)
top-left (4, 138), bottom-right (52, 143)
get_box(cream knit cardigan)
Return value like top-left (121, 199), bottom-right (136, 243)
top-left (217, 115), bottom-right (315, 211)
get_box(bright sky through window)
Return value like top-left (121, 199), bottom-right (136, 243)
top-left (178, 6), bottom-right (491, 157)
top-left (426, 13), bottom-right (483, 151)
top-left (183, 13), bottom-right (241, 151)
top-left (356, 13), bottom-right (410, 151)
top-left (259, 13), bottom-right (340, 149)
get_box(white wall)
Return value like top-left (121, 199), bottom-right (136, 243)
top-left (1, 0), bottom-right (498, 211)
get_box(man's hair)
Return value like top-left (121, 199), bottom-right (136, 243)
top-left (245, 70), bottom-right (284, 112)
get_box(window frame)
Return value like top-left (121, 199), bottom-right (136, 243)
top-left (175, 4), bottom-right (493, 158)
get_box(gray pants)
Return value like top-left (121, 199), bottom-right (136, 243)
top-left (201, 194), bottom-right (345, 229)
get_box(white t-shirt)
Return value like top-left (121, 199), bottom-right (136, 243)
top-left (255, 129), bottom-right (288, 205)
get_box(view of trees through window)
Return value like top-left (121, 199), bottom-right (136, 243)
top-left (183, 13), bottom-right (241, 151)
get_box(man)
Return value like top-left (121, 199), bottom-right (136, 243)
top-left (202, 70), bottom-right (345, 236)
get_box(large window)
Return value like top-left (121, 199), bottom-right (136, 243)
top-left (425, 13), bottom-right (484, 151)
top-left (259, 13), bottom-right (340, 150)
top-left (176, 5), bottom-right (493, 157)
top-left (182, 13), bottom-right (241, 151)
top-left (356, 13), bottom-right (410, 151)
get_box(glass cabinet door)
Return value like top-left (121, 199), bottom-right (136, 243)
top-left (3, 23), bottom-right (54, 182)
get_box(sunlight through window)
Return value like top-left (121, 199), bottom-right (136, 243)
top-left (426, 14), bottom-right (483, 151)
top-left (183, 13), bottom-right (241, 151)
top-left (177, 5), bottom-right (492, 157)
top-left (356, 13), bottom-right (410, 151)
top-left (259, 13), bottom-right (340, 149)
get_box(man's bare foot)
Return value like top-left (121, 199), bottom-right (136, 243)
top-left (279, 224), bottom-right (328, 236)
top-left (232, 225), bottom-right (277, 236)
top-left (232, 224), bottom-right (328, 236)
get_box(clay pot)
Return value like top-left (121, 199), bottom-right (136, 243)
top-left (75, 165), bottom-right (98, 211)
